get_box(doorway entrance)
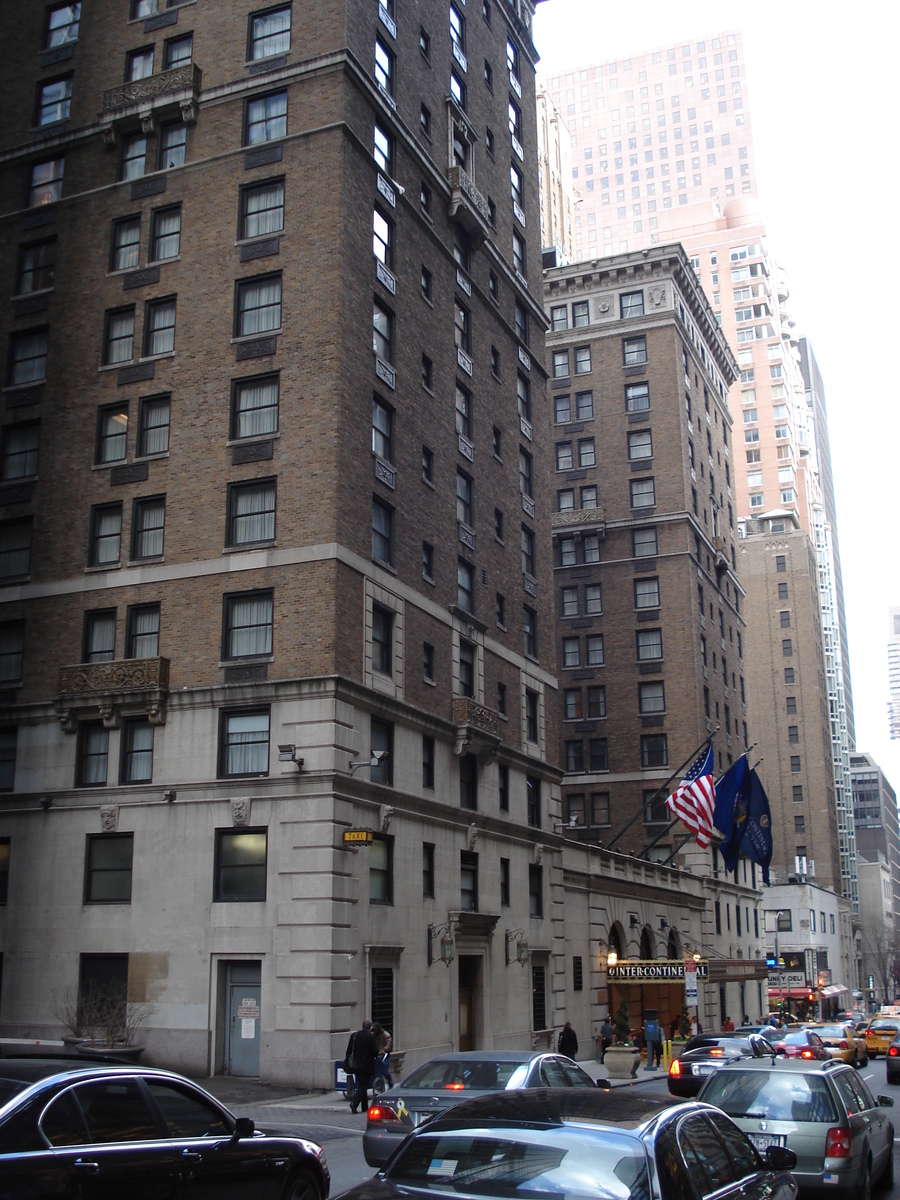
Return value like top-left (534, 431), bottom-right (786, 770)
top-left (458, 956), bottom-right (482, 1051)
top-left (223, 961), bottom-right (261, 1077)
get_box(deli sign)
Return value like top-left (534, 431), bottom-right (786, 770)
top-left (607, 959), bottom-right (709, 982)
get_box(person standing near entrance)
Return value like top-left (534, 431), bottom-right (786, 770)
top-left (558, 1021), bottom-right (578, 1058)
top-left (347, 1018), bottom-right (378, 1113)
top-left (722, 1015), bottom-right (735, 1032)
top-left (599, 1015), bottom-right (615, 1063)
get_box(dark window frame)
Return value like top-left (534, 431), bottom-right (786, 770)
top-left (222, 589), bottom-right (274, 661)
top-left (214, 826), bottom-right (268, 901)
top-left (218, 707), bottom-right (271, 779)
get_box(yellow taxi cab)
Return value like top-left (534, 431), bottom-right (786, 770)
top-left (865, 1015), bottom-right (900, 1057)
top-left (804, 1021), bottom-right (867, 1066)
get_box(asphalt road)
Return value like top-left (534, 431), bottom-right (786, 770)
top-left (249, 1068), bottom-right (900, 1199)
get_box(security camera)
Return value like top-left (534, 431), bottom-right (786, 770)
top-left (371, 750), bottom-right (388, 764)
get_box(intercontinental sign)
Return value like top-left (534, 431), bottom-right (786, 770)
top-left (607, 959), bottom-right (709, 982)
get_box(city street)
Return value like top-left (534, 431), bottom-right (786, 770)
top-left (200, 1069), bottom-right (900, 1198)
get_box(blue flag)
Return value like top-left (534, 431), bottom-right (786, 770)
top-left (713, 754), bottom-right (750, 856)
top-left (741, 769), bottom-right (773, 884)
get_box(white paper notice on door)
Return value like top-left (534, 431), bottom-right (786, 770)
top-left (241, 1018), bottom-right (256, 1039)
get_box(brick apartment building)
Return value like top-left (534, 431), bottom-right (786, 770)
top-left (0, 0), bottom-right (569, 1085)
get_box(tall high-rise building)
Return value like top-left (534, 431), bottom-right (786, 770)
top-left (0, 0), bottom-right (565, 1084)
top-left (540, 32), bottom-right (859, 910)
top-left (851, 751), bottom-right (900, 937)
top-left (536, 89), bottom-right (576, 264)
top-left (889, 609), bottom-right (900, 740)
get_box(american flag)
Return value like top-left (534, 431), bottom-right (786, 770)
top-left (664, 744), bottom-right (716, 848)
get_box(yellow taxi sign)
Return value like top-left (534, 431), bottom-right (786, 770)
top-left (343, 829), bottom-right (373, 845)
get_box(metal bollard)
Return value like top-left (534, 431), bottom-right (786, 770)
top-left (661, 1039), bottom-right (671, 1071)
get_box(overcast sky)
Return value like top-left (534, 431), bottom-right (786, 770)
top-left (532, 0), bottom-right (900, 796)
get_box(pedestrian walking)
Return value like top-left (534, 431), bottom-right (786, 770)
top-left (345, 1018), bottom-right (378, 1113)
top-left (557, 1021), bottom-right (578, 1058)
top-left (643, 1017), bottom-right (662, 1068)
top-left (372, 1021), bottom-right (394, 1089)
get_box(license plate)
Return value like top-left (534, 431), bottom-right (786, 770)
top-left (692, 1063), bottom-right (716, 1076)
top-left (749, 1134), bottom-right (786, 1152)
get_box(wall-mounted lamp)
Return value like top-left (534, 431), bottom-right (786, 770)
top-left (428, 921), bottom-right (455, 967)
top-left (38, 795), bottom-right (52, 810)
top-left (278, 744), bottom-right (304, 771)
top-left (348, 750), bottom-right (388, 774)
top-left (505, 928), bottom-right (529, 967)
top-left (163, 788), bottom-right (176, 803)
top-left (659, 917), bottom-right (669, 932)
top-left (629, 914), bottom-right (640, 929)
top-left (553, 814), bottom-right (579, 831)
top-left (606, 949), bottom-right (618, 968)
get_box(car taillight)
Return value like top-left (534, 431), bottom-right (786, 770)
top-left (838, 1040), bottom-right (847, 1049)
top-left (825, 1127), bottom-right (852, 1158)
top-left (445, 1083), bottom-right (465, 1090)
top-left (669, 1059), bottom-right (681, 1076)
top-left (889, 1046), bottom-right (899, 1058)
top-left (801, 1049), bottom-right (814, 1059)
top-left (709, 1048), bottom-right (724, 1057)
top-left (366, 1105), bottom-right (402, 1125)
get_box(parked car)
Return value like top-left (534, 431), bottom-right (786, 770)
top-left (698, 1057), bottom-right (894, 1197)
top-left (770, 1029), bottom-right (830, 1060)
top-left (735, 1024), bottom-right (780, 1044)
top-left (0, 1057), bottom-right (329, 1200)
top-left (667, 1033), bottom-right (776, 1098)
top-left (362, 1050), bottom-right (597, 1167)
top-left (886, 1032), bottom-right (900, 1085)
top-left (344, 1088), bottom-right (797, 1200)
top-left (865, 1016), bottom-right (900, 1058)
top-left (802, 1022), bottom-right (867, 1067)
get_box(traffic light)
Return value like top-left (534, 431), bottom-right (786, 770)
top-left (807, 992), bottom-right (816, 1004)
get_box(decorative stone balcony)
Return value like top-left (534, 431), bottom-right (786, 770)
top-left (447, 165), bottom-right (491, 247)
top-left (100, 64), bottom-right (201, 140)
top-left (452, 697), bottom-right (500, 759)
top-left (713, 534), bottom-right (730, 573)
top-left (551, 506), bottom-right (606, 537)
top-left (55, 657), bottom-right (170, 731)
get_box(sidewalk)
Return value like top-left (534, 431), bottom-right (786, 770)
top-left (193, 1055), bottom-right (666, 1121)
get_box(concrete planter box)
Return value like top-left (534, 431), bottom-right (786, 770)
top-left (604, 1046), bottom-right (640, 1078)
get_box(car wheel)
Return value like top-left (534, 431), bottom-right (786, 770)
top-left (280, 1168), bottom-right (321, 1200)
top-left (862, 1157), bottom-right (872, 1200)
top-left (371, 1074), bottom-right (387, 1097)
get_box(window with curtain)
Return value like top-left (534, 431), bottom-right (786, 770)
top-left (121, 721), bottom-right (153, 783)
top-left (0, 422), bottom-right (38, 479)
top-left (150, 207), bottom-right (181, 261)
top-left (237, 276), bottom-right (282, 336)
top-left (232, 375), bottom-right (279, 439)
top-left (249, 7), bottom-right (291, 59)
top-left (126, 604), bottom-right (160, 658)
top-left (104, 309), bottom-right (134, 365)
top-left (220, 709), bottom-right (270, 777)
top-left (137, 396), bottom-right (170, 456)
top-left (227, 480), bottom-right (276, 546)
top-left (241, 180), bottom-right (284, 239)
top-left (77, 722), bottom-right (108, 786)
top-left (145, 299), bottom-right (176, 356)
top-left (245, 91), bottom-right (287, 144)
top-left (84, 611), bottom-right (116, 662)
top-left (132, 496), bottom-right (165, 559)
top-left (224, 591), bottom-right (273, 659)
top-left (90, 504), bottom-right (122, 566)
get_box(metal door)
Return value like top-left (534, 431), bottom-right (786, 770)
top-left (225, 962), bottom-right (261, 1077)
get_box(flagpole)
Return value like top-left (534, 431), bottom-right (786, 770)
top-left (601, 732), bottom-right (716, 850)
top-left (659, 832), bottom-right (695, 866)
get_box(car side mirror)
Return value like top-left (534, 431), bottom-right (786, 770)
top-left (596, 1079), bottom-right (611, 1091)
top-left (233, 1116), bottom-right (256, 1139)
top-left (765, 1146), bottom-right (797, 1171)
top-left (877, 1096), bottom-right (895, 1108)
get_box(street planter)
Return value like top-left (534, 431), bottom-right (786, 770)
top-left (604, 1045), bottom-right (640, 1078)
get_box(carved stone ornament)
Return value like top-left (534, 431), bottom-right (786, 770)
top-left (232, 797), bottom-right (252, 827)
top-left (55, 657), bottom-right (170, 732)
top-left (99, 805), bottom-right (119, 832)
top-left (139, 110), bottom-right (158, 136)
top-left (180, 99), bottom-right (198, 125)
top-left (533, 843), bottom-right (544, 865)
top-left (648, 286), bottom-right (667, 308)
top-left (467, 823), bottom-right (477, 850)
top-left (379, 804), bottom-right (394, 833)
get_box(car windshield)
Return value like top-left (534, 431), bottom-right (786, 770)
top-left (869, 1021), bottom-right (898, 1032)
top-left (781, 1032), bottom-right (813, 1045)
top-left (700, 1070), bottom-right (838, 1123)
top-left (817, 1026), bottom-right (849, 1038)
top-left (399, 1061), bottom-right (526, 1091)
top-left (385, 1128), bottom-right (651, 1200)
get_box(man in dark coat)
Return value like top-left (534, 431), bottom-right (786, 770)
top-left (348, 1018), bottom-right (379, 1113)
top-left (558, 1021), bottom-right (578, 1058)
top-left (599, 1016), bottom-right (615, 1063)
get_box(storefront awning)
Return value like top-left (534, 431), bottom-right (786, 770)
top-left (821, 984), bottom-right (848, 999)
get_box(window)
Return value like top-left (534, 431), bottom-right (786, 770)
top-left (459, 639), bottom-right (475, 697)
top-left (423, 841), bottom-right (435, 896)
top-left (641, 734), bottom-right (668, 767)
top-left (121, 720), bottom-right (153, 783)
top-left (83, 610), bottom-right (116, 663)
top-left (17, 238), bottom-right (56, 294)
top-left (782, 639), bottom-right (792, 657)
top-left (374, 122), bottom-right (393, 173)
top-left (37, 76), bottom-right (72, 126)
top-left (159, 121), bottom-right (187, 170)
top-left (236, 274), bottom-right (281, 337)
top-left (587, 686), bottom-right (606, 718)
top-left (144, 298), bottom-right (176, 356)
top-left (459, 753), bottom-right (477, 810)
top-left (515, 302), bottom-right (528, 344)
top-left (460, 850), bottom-right (478, 911)
top-left (620, 290), bottom-right (644, 318)
top-left (120, 134), bottom-right (147, 180)
top-left (636, 629), bottom-right (662, 661)
top-left (786, 696), bottom-right (797, 714)
top-left (512, 231), bottom-right (526, 277)
top-left (561, 588), bottom-right (578, 618)
top-left (585, 585), bottom-right (602, 615)
top-left (1, 423), bottom-right (39, 480)
top-left (563, 688), bottom-right (581, 719)
top-left (249, 6), bottom-right (291, 60)
top-left (589, 739), bottom-right (608, 771)
top-left (373, 298), bottom-right (393, 362)
top-left (420, 26), bottom-right (431, 59)
top-left (214, 828), bottom-right (267, 900)
top-left (450, 3), bottom-right (466, 53)
top-left (89, 503), bottom-right (122, 567)
top-left (628, 429), bottom-right (652, 460)
top-left (145, 207), bottom-right (180, 264)
top-left (623, 336), bottom-right (647, 365)
top-left (422, 736), bottom-right (435, 790)
top-left (220, 709), bottom-right (270, 777)
top-left (497, 681), bottom-right (506, 715)
top-left (375, 36), bottom-right (394, 96)
top-left (137, 395), bottom-right (170, 456)
top-left (223, 591), bottom-right (273, 660)
top-left (111, 218), bottom-right (141, 273)
top-left (46, 4), bottom-right (81, 47)
top-left (370, 835), bottom-right (393, 903)
top-left (227, 479), bottom-right (276, 546)
top-left (525, 688), bottom-right (539, 742)
top-left (454, 383), bottom-right (472, 441)
top-left (103, 308), bottom-right (134, 365)
top-left (556, 442), bottom-right (573, 472)
top-left (164, 34), bottom-right (193, 69)
top-left (457, 558), bottom-right (474, 611)
top-left (29, 157), bottom-right (64, 207)
top-left (371, 496), bottom-right (393, 565)
top-left (527, 775), bottom-right (541, 827)
top-left (630, 477), bottom-right (656, 508)
top-left (529, 864), bottom-right (543, 918)
top-left (521, 525), bottom-right (535, 576)
top-left (634, 577), bottom-right (659, 609)
top-left (77, 722), bottom-right (108, 787)
top-left (373, 396), bottom-right (393, 461)
top-left (0, 623), bottom-right (24, 684)
top-left (633, 527), bottom-right (657, 558)
top-left (422, 541), bottom-right (434, 577)
top-left (586, 635), bottom-right (604, 665)
top-left (232, 374), bottom-right (278, 440)
top-left (450, 71), bottom-right (467, 111)
top-left (639, 681), bottom-right (665, 713)
top-left (245, 91), bottom-right (287, 145)
top-left (423, 641), bottom-right (434, 680)
top-left (127, 604), bottom-right (159, 658)
top-left (562, 637), bottom-right (580, 668)
top-left (8, 329), bottom-right (47, 388)
top-left (95, 405), bottom-right (127, 464)
top-left (625, 382), bottom-right (650, 411)
top-left (85, 834), bottom-right (133, 903)
top-left (784, 667), bottom-right (794, 684)
top-left (554, 394), bottom-right (571, 424)
top-left (0, 732), bottom-right (15, 793)
top-left (578, 438), bottom-right (596, 467)
top-left (523, 606), bottom-right (537, 657)
top-left (572, 301), bottom-right (589, 328)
